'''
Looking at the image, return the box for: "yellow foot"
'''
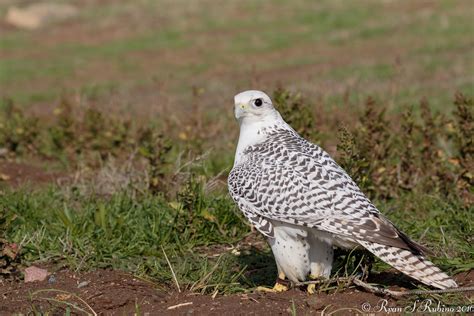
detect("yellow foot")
[256,271,288,293]
[307,274,320,295]
[273,282,289,292]
[256,282,289,293]
[307,283,316,294]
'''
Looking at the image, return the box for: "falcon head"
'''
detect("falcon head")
[234,90,275,122]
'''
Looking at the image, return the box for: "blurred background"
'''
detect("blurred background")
[1,0,472,113]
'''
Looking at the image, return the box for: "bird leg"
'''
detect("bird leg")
[307,274,322,294]
[256,271,290,293]
[359,252,374,281]
[273,271,290,292]
[350,250,374,281]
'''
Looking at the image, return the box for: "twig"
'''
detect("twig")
[35,297,91,315]
[190,255,224,292]
[167,302,193,310]
[294,276,474,298]
[418,227,430,243]
[161,245,181,293]
[352,278,474,297]
[352,278,399,296]
[31,289,97,316]
[293,276,354,287]
[74,254,89,272]
[440,226,447,246]
[245,295,260,303]
[174,151,211,175]
[192,282,240,291]
[85,292,104,301]
[324,307,364,316]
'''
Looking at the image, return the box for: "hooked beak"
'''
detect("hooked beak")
[234,103,247,120]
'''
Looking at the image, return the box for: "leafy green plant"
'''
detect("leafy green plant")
[0,98,39,155]
[0,238,21,279]
[452,93,473,204]
[78,106,132,161]
[337,95,473,202]
[38,98,77,163]
[397,106,418,191]
[336,126,372,194]
[273,88,320,142]
[0,204,22,279]
[137,125,172,194]
[337,97,393,199]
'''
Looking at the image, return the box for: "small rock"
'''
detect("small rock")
[0,148,8,157]
[306,297,325,310]
[56,293,72,301]
[231,248,241,256]
[24,266,49,283]
[5,3,78,30]
[77,280,90,288]
[48,274,56,284]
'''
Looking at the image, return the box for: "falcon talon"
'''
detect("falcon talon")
[229,90,458,290]
[275,277,291,287]
[307,284,317,295]
[307,274,323,294]
[255,283,289,293]
[273,282,289,292]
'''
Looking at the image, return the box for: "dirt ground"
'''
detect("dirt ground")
[1,268,472,315]
[0,161,67,188]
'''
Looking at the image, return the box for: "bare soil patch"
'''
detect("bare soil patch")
[0,161,66,188]
[1,268,472,315]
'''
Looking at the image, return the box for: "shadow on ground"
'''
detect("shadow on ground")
[237,246,277,288]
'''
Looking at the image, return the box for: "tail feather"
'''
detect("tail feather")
[358,240,457,289]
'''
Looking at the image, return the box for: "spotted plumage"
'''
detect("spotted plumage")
[228,90,457,290]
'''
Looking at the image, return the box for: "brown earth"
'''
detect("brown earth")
[1,268,472,315]
[0,161,67,188]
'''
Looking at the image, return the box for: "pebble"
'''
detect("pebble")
[77,280,90,288]
[48,275,56,284]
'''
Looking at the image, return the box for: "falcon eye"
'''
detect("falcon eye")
[254,98,263,107]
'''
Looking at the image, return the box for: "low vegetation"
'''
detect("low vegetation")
[0,90,472,303]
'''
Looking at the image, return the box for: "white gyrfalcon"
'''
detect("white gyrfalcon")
[228,90,457,293]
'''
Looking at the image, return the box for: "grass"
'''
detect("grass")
[376,194,473,273]
[28,289,98,315]
[1,180,471,297]
[1,180,471,293]
[1,182,251,294]
[1,1,472,106]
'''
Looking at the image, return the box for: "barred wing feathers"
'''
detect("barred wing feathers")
[229,155,425,254]
[228,128,457,289]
